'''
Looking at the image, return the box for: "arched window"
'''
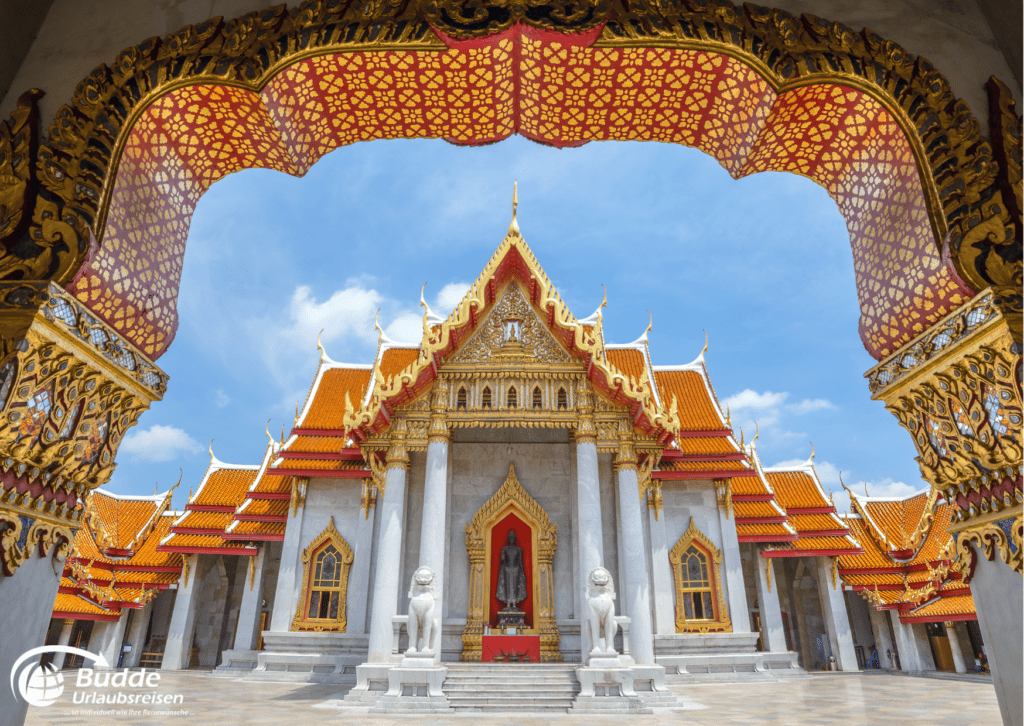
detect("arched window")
[669,518,730,633]
[292,518,353,632]
[457,387,467,410]
[533,386,542,409]
[557,388,567,410]
[507,386,517,409]
[482,387,492,409]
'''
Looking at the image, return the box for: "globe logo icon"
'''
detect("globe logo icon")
[19,662,64,708]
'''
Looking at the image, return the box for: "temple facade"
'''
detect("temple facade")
[44,213,985,710]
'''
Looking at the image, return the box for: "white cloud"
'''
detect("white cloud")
[724,388,836,449]
[788,398,835,414]
[214,390,230,408]
[121,425,202,463]
[855,478,923,500]
[386,312,426,345]
[435,282,471,316]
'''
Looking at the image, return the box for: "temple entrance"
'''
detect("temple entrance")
[462,464,560,662]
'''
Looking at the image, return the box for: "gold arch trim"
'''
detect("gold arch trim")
[669,517,732,634]
[291,516,354,633]
[461,464,560,661]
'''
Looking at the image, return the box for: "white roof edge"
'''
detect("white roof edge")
[91,489,166,502]
[852,490,932,503]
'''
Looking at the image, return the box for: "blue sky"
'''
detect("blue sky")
[105,136,927,509]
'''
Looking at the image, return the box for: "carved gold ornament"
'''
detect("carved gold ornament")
[0,512,72,577]
[669,518,732,634]
[952,515,1022,584]
[291,517,354,633]
[461,464,560,661]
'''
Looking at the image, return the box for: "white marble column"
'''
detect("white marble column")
[123,601,153,668]
[911,623,936,670]
[867,605,895,668]
[417,382,449,663]
[814,557,858,671]
[575,392,603,659]
[945,621,967,673]
[614,428,655,665]
[718,490,750,633]
[345,482,377,635]
[366,419,410,662]
[93,611,130,669]
[889,611,918,671]
[162,553,201,670]
[270,479,307,632]
[232,547,268,651]
[646,484,675,635]
[754,552,786,651]
[51,619,75,670]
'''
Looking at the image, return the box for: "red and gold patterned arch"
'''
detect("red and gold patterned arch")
[2,1,1017,362]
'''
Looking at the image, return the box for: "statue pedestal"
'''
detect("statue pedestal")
[573,664,652,714]
[373,654,451,712]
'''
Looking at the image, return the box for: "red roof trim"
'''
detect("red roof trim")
[185,504,236,513]
[111,564,182,574]
[169,527,225,536]
[786,507,837,515]
[234,515,287,523]
[653,470,757,480]
[247,492,291,500]
[102,547,133,558]
[900,612,977,624]
[265,468,370,479]
[732,494,775,502]
[52,610,120,622]
[796,529,852,538]
[763,548,865,558]
[839,567,904,576]
[738,534,799,543]
[222,532,286,542]
[156,545,257,556]
[660,451,745,462]
[278,451,365,461]
[736,516,788,525]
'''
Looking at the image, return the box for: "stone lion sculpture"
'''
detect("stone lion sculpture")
[406,565,440,654]
[586,566,618,654]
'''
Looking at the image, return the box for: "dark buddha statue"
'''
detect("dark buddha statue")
[495,529,527,608]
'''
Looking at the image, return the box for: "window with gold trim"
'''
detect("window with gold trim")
[669,517,731,633]
[292,517,353,632]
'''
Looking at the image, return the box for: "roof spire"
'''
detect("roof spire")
[265,419,273,446]
[280,425,285,445]
[700,329,709,359]
[752,422,759,448]
[725,404,731,428]
[808,441,815,462]
[508,181,520,236]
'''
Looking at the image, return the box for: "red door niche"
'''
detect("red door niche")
[489,512,534,630]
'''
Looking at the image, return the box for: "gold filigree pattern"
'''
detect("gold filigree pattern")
[952,515,1022,584]
[461,464,560,661]
[0,513,72,577]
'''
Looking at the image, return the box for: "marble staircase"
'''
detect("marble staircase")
[442,663,580,712]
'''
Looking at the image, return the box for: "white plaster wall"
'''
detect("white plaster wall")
[292,477,365,629]
[1,0,1016,132]
[446,428,579,636]
[661,480,724,561]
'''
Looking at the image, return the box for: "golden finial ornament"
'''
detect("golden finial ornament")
[809,442,815,461]
[280,425,285,445]
[171,469,181,493]
[701,329,709,357]
[208,439,215,462]
[294,403,300,425]
[265,419,273,445]
[316,329,326,362]
[752,422,760,448]
[739,428,745,449]
[725,404,731,428]
[508,181,520,235]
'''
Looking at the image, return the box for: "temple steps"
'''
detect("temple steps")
[443,663,580,712]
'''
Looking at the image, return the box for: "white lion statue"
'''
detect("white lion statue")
[406,566,440,654]
[586,566,619,654]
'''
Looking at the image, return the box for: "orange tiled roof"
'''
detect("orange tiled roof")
[380,347,420,379]
[838,517,896,570]
[736,521,796,539]
[674,437,738,455]
[228,521,287,537]
[906,595,976,620]
[764,469,832,511]
[235,499,288,518]
[607,348,646,382]
[856,491,931,553]
[191,466,259,507]
[300,367,373,430]
[659,459,749,473]
[87,491,163,551]
[734,500,782,519]
[53,592,120,620]
[653,369,726,431]
[271,458,367,473]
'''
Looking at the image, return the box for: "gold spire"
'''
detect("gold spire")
[809,441,815,461]
[316,329,326,363]
[508,181,520,235]
[701,329,709,357]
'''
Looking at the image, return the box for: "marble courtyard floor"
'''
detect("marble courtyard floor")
[26,670,998,726]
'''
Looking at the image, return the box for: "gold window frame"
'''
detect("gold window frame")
[669,517,732,633]
[291,517,353,633]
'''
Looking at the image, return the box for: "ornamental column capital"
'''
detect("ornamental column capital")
[428,377,450,444]
[575,377,597,443]
[614,418,638,472]
[386,417,410,469]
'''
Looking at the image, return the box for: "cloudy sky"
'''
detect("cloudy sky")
[106,136,927,509]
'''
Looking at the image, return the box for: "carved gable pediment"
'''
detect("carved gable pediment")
[449,284,575,367]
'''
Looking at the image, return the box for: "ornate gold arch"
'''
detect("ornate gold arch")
[462,464,560,661]
[291,516,354,633]
[669,517,732,634]
[0,0,1018,361]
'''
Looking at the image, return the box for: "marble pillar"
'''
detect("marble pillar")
[890,611,919,671]
[968,548,1023,726]
[92,611,130,669]
[815,557,858,671]
[346,484,377,635]
[945,621,967,673]
[51,619,75,670]
[754,553,786,652]
[418,386,449,664]
[163,553,201,670]
[790,562,813,670]
[269,481,306,632]
[366,421,410,663]
[867,605,895,669]
[911,624,936,670]
[576,436,603,658]
[718,501,750,633]
[123,601,154,668]
[646,487,675,635]
[233,546,268,651]
[614,438,655,665]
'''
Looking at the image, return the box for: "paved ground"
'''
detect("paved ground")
[26,670,1000,726]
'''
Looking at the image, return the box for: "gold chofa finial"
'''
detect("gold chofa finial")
[809,442,815,461]
[508,181,520,235]
[701,329,709,357]
[209,439,215,462]
[280,425,285,445]
[266,419,273,445]
[725,404,731,428]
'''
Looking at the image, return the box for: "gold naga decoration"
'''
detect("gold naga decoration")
[0,0,1015,297]
[669,517,731,634]
[866,286,1022,581]
[462,464,560,662]
[291,516,354,633]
